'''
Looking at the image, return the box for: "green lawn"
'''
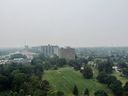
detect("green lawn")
[43,67,113,96]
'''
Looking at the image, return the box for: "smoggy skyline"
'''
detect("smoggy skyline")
[0,0,128,48]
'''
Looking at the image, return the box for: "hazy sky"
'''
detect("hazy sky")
[0,0,128,48]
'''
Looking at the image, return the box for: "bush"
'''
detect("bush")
[56,91,64,96]
[82,66,93,79]
[94,90,108,96]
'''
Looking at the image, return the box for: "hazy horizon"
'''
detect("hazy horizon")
[0,0,128,48]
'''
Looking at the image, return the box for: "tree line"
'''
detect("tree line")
[0,62,50,96]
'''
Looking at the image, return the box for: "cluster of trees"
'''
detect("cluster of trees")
[94,90,108,96]
[0,62,50,96]
[122,68,128,77]
[97,72,128,96]
[0,52,127,96]
[72,85,108,96]
[68,58,88,70]
[31,54,67,70]
[80,66,93,79]
[95,58,128,96]
[97,59,113,74]
[68,57,94,79]
[72,82,128,96]
[31,54,90,73]
[117,61,128,77]
[10,54,27,59]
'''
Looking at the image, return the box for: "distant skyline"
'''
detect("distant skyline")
[0,0,128,48]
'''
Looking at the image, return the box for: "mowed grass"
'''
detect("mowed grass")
[43,67,113,96]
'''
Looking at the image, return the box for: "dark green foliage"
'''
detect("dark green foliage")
[97,71,123,96]
[122,68,128,77]
[53,66,58,70]
[31,54,67,70]
[97,60,113,74]
[0,62,49,96]
[96,72,108,84]
[97,72,117,85]
[123,82,128,96]
[56,91,64,96]
[117,61,128,69]
[109,80,123,96]
[12,72,27,91]
[82,66,93,79]
[84,88,89,96]
[33,64,44,79]
[73,85,79,96]
[40,80,50,92]
[19,89,25,96]
[94,90,108,96]
[10,54,27,59]
[105,75,117,86]
[0,74,11,91]
[124,82,128,91]
[69,58,88,71]
[58,58,67,67]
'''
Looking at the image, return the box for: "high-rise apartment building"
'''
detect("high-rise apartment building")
[40,45,59,57]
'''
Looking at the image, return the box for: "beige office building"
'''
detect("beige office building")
[59,47,75,60]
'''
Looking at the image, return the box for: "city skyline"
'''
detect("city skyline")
[0,0,128,48]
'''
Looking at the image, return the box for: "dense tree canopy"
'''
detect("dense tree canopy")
[82,66,93,79]
[109,80,123,96]
[10,54,27,59]
[94,90,108,96]
[0,62,49,96]
[122,68,128,77]
[123,82,128,96]
[97,60,113,74]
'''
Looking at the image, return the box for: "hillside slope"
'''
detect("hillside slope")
[43,67,113,96]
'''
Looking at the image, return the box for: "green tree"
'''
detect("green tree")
[19,89,25,96]
[123,82,128,96]
[12,73,27,91]
[122,68,128,77]
[94,90,108,96]
[97,60,113,74]
[56,91,64,96]
[109,80,123,96]
[39,80,50,96]
[73,85,79,96]
[10,54,27,59]
[118,61,128,69]
[58,58,67,67]
[96,72,108,84]
[106,75,117,85]
[0,74,10,91]
[84,88,89,96]
[82,66,93,79]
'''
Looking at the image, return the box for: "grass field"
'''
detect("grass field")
[43,67,113,96]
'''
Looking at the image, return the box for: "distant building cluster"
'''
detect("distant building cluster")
[32,45,76,60]
[0,45,76,65]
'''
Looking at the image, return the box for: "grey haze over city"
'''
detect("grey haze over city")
[0,0,128,48]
